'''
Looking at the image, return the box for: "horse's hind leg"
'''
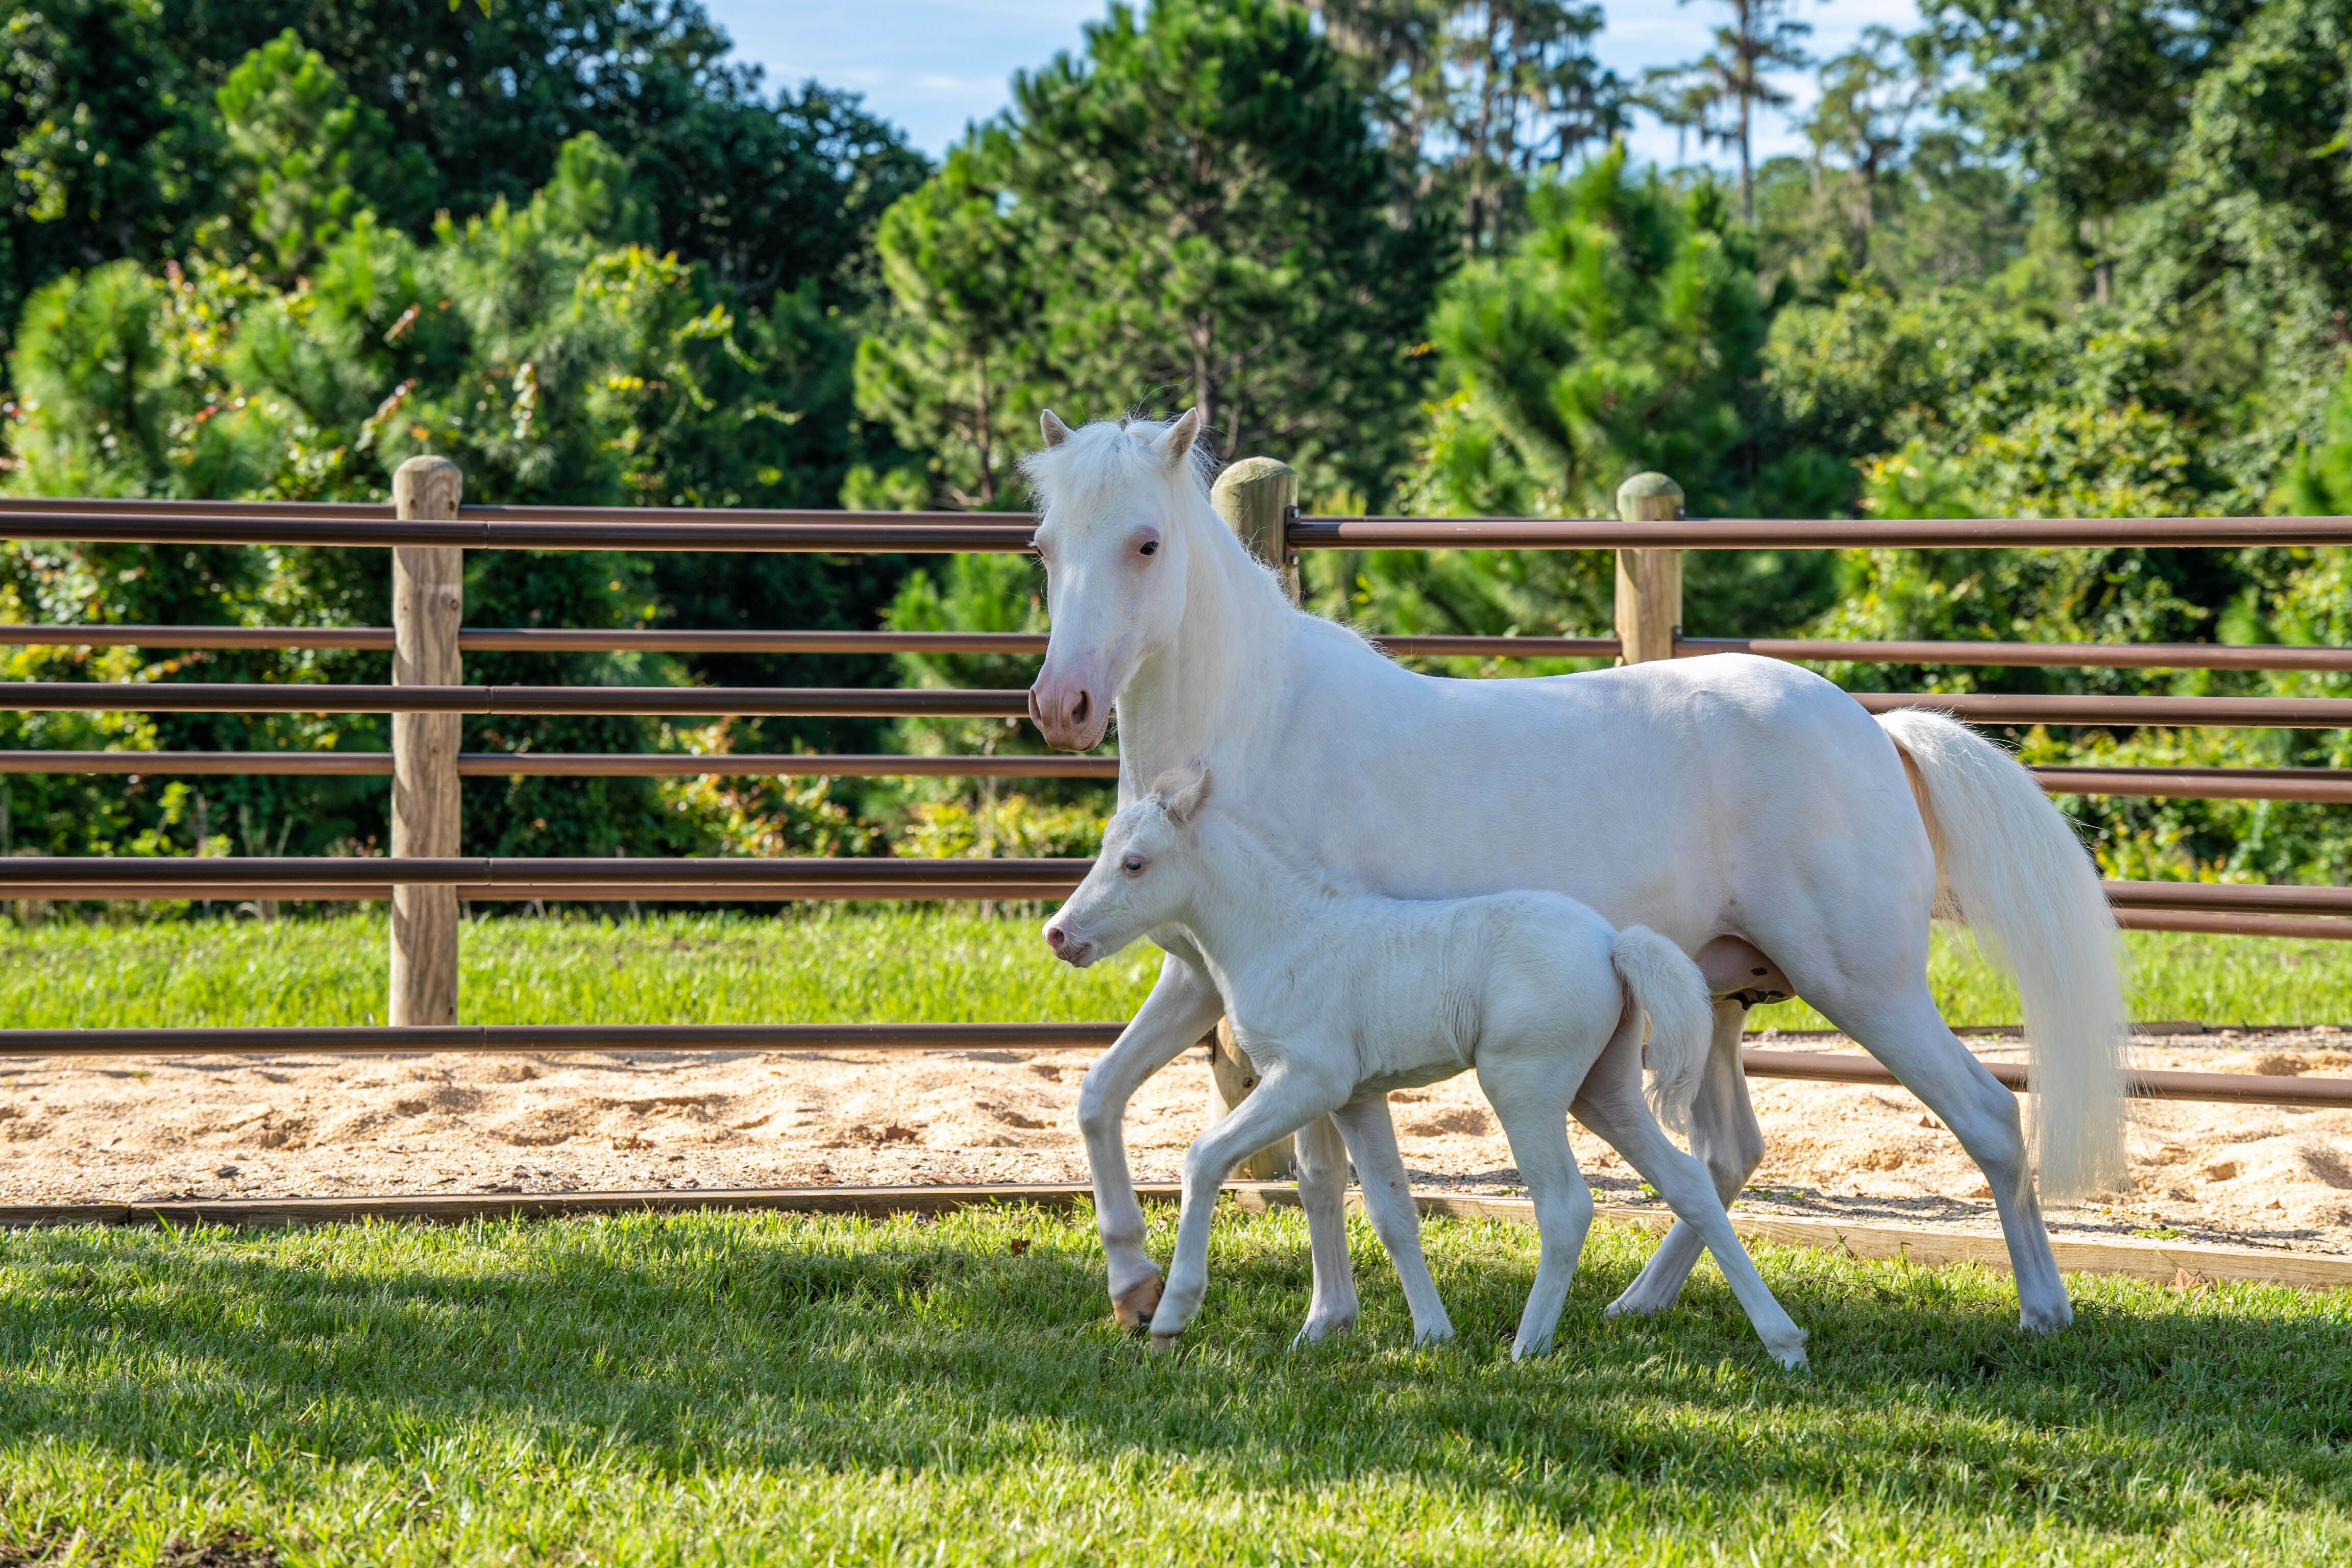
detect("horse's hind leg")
[1818,978,2071,1332]
[1475,1056,1594,1360]
[1330,1096,1454,1344]
[1606,998,1762,1319]
[1291,1113,1360,1343]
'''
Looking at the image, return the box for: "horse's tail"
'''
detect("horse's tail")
[1876,708,2129,1199]
[1609,925,1712,1136]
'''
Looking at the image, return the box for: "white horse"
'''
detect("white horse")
[1043,764,1811,1367]
[1025,408,2128,1338]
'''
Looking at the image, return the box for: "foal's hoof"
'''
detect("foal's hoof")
[1771,1345,1810,1371]
[1147,1332,1184,1356]
[1112,1273,1165,1332]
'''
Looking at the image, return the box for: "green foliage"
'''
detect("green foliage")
[877,551,1109,855]
[211,28,429,282]
[851,137,1049,511]
[1408,146,1765,520]
[1330,145,1834,640]
[856,0,1448,511]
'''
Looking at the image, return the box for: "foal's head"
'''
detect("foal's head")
[1042,763,1214,968]
[1023,409,1212,751]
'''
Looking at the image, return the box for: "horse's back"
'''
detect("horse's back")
[1264,634,1930,946]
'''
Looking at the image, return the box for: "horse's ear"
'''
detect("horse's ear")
[1040,409,1073,448]
[1155,760,1212,825]
[1155,407,1203,473]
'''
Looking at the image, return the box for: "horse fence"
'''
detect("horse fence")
[4,459,2351,1199]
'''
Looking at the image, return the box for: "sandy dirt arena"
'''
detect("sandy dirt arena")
[4,1031,2350,1254]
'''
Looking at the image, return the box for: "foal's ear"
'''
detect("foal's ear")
[1040,409,1073,448]
[1154,760,1212,825]
[1155,407,1204,473]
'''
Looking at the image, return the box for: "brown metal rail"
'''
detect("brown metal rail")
[1850,692,2352,728]
[1290,515,2352,548]
[0,625,1057,655]
[7,751,2337,800]
[2032,767,2352,803]
[13,625,2352,674]
[0,509,1036,553]
[2112,910,2352,940]
[0,751,1120,777]
[11,682,2348,728]
[0,1022,1126,1056]
[0,1020,2339,1110]
[1741,1049,2352,1109]
[0,856,1084,893]
[0,683,1030,717]
[1681,636,2352,673]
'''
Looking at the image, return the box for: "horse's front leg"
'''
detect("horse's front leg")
[1291,1112,1361,1343]
[1077,951,1225,1328]
[1152,1064,1345,1347]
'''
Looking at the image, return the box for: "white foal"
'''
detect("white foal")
[1042,764,1810,1368]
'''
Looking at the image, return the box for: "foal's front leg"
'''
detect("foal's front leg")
[1077,953,1225,1328]
[1149,1065,1345,1346]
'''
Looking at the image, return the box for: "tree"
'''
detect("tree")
[850,134,1051,511]
[212,29,433,282]
[1926,0,2256,304]
[1327,146,1836,642]
[0,1,927,354]
[1642,0,1814,223]
[856,0,1448,509]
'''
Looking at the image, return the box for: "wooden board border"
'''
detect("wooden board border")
[4,1182,2346,1290]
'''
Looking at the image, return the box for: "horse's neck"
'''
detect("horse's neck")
[1178,815,1345,1002]
[1115,508,1295,789]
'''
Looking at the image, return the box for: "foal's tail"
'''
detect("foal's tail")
[1877,709,2130,1199]
[1609,926,1713,1136]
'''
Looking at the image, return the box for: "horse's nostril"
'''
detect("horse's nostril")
[1070,691,1090,728]
[1046,926,1067,951]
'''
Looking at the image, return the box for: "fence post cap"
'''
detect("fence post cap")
[1616,472,1683,519]
[1213,455,1297,493]
[394,454,462,479]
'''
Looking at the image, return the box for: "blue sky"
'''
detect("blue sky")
[706,1,1927,169]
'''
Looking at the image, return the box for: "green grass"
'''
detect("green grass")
[2,1205,2348,1564]
[0,909,2348,1030]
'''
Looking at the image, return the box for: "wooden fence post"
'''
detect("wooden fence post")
[389,456,464,1027]
[1206,455,1300,1181]
[1614,473,1684,664]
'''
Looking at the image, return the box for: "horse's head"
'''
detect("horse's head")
[1023,408,1209,752]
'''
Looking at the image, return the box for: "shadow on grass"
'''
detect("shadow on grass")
[2,1204,2350,1538]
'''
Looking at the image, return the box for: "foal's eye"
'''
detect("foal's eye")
[1138,540,1158,557]
[1120,854,1146,873]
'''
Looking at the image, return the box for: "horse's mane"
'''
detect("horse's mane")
[1019,414,1218,516]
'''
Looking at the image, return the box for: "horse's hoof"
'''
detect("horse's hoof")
[1604,1289,1671,1321]
[1293,1310,1357,1346]
[1147,1332,1183,1356]
[1112,1273,1165,1332]
[1772,1346,1810,1371]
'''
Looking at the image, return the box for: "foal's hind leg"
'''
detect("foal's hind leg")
[1474,1057,1594,1360]
[1291,1114,1361,1343]
[1573,1025,1807,1368]
[1330,1096,1454,1344]
[1606,998,1763,1320]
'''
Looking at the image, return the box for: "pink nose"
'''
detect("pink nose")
[1045,924,1069,954]
[1028,675,1099,750]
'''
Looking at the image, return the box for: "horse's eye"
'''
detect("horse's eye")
[1121,854,1146,873]
[1138,539,1158,556]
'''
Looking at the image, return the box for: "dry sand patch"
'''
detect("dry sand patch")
[3,1031,2348,1255]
